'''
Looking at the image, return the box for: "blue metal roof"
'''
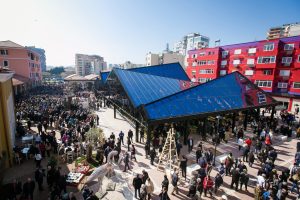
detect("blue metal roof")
[128,63,190,81]
[143,72,277,123]
[112,68,196,108]
[100,71,110,83]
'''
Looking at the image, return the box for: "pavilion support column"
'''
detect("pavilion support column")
[270,106,275,122]
[114,104,116,118]
[256,108,260,121]
[184,121,189,145]
[203,118,207,141]
[146,125,152,144]
[231,113,236,134]
[243,111,248,130]
[135,120,139,143]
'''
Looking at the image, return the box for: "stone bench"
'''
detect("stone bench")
[275,135,288,141]
[187,163,201,177]
[215,154,228,164]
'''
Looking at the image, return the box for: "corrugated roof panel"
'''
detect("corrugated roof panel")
[143,72,277,122]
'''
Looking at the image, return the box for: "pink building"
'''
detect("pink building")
[0,40,42,93]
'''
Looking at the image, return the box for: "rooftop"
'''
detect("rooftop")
[0,40,24,48]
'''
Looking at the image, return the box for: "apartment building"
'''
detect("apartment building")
[174,33,210,55]
[75,54,107,76]
[0,41,42,92]
[186,36,300,112]
[267,22,300,39]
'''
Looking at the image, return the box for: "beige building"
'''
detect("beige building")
[267,22,300,39]
[145,52,185,68]
[75,54,107,76]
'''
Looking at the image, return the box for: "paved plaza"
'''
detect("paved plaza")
[5,105,299,200]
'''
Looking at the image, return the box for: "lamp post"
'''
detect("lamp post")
[213,115,222,166]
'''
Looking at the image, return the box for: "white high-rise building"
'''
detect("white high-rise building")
[75,54,107,76]
[173,33,210,55]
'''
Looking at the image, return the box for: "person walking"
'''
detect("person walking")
[128,129,133,143]
[161,175,169,191]
[150,148,156,165]
[239,169,249,191]
[203,176,214,197]
[123,152,130,172]
[214,173,223,194]
[230,168,240,191]
[119,131,124,145]
[131,144,137,161]
[225,153,234,176]
[23,178,35,200]
[180,155,187,180]
[248,151,255,167]
[145,178,154,200]
[171,170,179,195]
[159,187,170,200]
[133,174,142,199]
[187,137,194,153]
[34,167,44,191]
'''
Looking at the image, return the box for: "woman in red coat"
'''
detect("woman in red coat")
[203,176,214,197]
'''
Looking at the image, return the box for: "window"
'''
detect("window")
[263,70,273,75]
[263,43,274,51]
[282,57,292,64]
[192,54,197,58]
[198,78,212,83]
[284,43,294,51]
[247,59,255,65]
[257,92,267,103]
[0,49,8,55]
[220,70,227,76]
[293,82,300,89]
[3,60,8,67]
[222,51,228,58]
[192,62,197,67]
[198,60,207,65]
[257,56,276,64]
[279,70,290,76]
[207,60,215,65]
[255,80,272,88]
[245,70,254,76]
[278,82,288,88]
[233,59,240,65]
[234,49,241,54]
[221,60,227,66]
[192,70,196,75]
[248,48,256,54]
[199,52,205,56]
[199,69,214,74]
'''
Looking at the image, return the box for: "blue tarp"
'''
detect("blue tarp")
[143,72,276,122]
[112,68,195,108]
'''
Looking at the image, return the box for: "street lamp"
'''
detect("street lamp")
[213,115,222,166]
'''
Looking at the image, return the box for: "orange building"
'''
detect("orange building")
[0,40,42,93]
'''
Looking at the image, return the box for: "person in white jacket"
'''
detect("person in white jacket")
[145,178,154,200]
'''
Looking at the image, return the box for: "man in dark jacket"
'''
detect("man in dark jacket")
[133,174,142,199]
[8,179,22,200]
[230,168,240,191]
[180,156,188,180]
[187,137,194,153]
[142,170,149,184]
[34,167,44,191]
[161,175,169,191]
[239,169,249,191]
[23,178,35,200]
[123,152,130,172]
[214,173,223,194]
[150,148,156,165]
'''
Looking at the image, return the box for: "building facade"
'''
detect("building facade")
[0,41,42,89]
[75,54,107,76]
[173,33,210,56]
[26,46,46,72]
[186,36,300,111]
[267,22,300,40]
[145,52,185,68]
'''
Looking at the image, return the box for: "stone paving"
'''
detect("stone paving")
[3,106,299,200]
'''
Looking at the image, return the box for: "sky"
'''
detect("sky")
[1,0,300,66]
